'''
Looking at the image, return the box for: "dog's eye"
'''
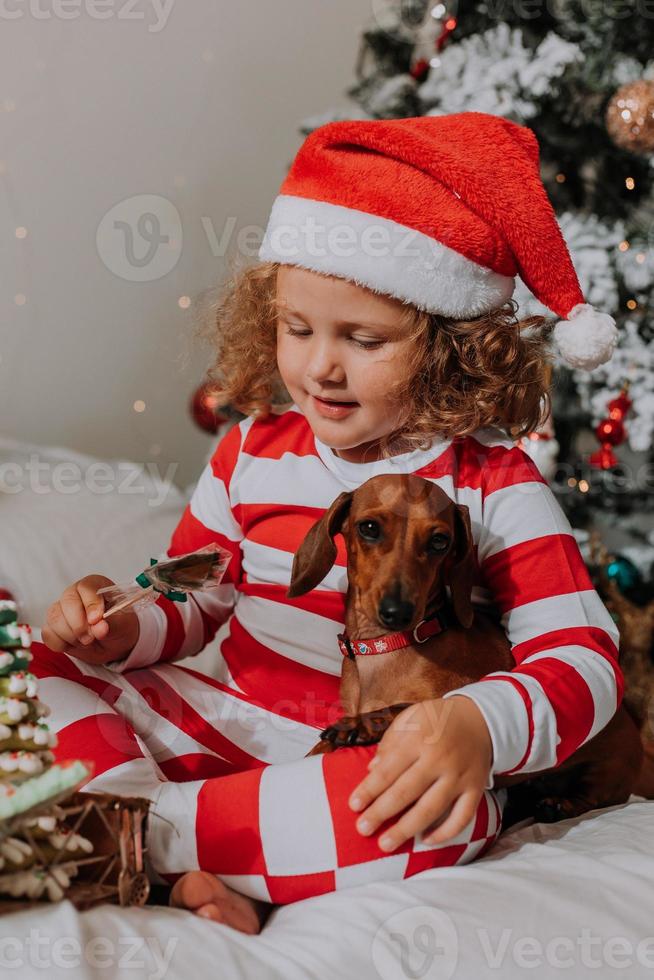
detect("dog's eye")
[428,533,450,553]
[358,520,381,541]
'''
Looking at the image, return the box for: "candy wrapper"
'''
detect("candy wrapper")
[98,544,231,620]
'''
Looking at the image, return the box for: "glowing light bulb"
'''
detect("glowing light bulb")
[133,400,146,413]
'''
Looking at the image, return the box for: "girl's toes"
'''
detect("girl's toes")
[196,901,260,935]
[170,870,221,911]
[195,902,222,922]
[170,871,265,934]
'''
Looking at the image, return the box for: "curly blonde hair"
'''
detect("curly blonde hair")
[198,258,554,459]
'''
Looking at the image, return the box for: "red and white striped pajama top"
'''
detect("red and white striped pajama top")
[31,402,623,904]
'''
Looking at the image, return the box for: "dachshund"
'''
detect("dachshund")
[286,473,643,826]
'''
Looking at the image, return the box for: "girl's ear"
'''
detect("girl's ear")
[444,504,475,629]
[286,491,353,598]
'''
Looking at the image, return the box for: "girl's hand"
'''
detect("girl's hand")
[42,574,139,665]
[348,696,493,853]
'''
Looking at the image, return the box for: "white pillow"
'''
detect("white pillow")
[0,436,188,630]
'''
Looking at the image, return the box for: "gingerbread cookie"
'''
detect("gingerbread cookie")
[0,835,34,872]
[0,749,55,783]
[0,862,78,901]
[20,806,65,839]
[0,696,47,726]
[0,721,57,753]
[0,671,39,700]
[35,829,94,864]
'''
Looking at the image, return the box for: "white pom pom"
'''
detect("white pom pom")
[552,303,618,370]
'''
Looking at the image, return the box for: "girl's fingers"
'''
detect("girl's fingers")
[41,624,68,653]
[45,602,78,648]
[59,588,93,644]
[423,790,478,845]
[349,743,412,812]
[353,759,433,837]
[374,779,458,853]
[76,579,106,626]
[89,618,110,641]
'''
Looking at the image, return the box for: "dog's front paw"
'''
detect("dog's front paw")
[319,714,369,748]
[319,706,410,748]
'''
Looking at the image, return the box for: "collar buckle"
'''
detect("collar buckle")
[412,621,431,644]
[412,610,445,644]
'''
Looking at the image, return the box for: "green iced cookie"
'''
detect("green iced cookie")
[0,602,17,627]
[0,649,31,677]
[0,623,31,650]
[0,759,91,822]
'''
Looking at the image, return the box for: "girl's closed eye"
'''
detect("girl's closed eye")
[284,325,384,351]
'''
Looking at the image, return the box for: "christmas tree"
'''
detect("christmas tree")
[297,0,654,609]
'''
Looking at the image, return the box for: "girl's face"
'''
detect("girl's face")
[275,265,415,463]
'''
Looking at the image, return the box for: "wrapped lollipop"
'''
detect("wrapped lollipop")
[99,543,231,620]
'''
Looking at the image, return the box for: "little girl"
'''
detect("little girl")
[35,113,622,935]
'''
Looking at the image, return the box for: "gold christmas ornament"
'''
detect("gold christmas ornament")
[605,80,654,155]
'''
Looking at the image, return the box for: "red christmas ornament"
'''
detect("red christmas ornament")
[409,58,430,82]
[190,381,228,435]
[589,383,632,469]
[409,10,457,82]
[436,15,458,52]
[0,589,15,603]
[608,390,632,420]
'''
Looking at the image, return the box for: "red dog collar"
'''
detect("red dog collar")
[337,606,455,659]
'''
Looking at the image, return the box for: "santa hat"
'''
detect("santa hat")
[259,112,617,371]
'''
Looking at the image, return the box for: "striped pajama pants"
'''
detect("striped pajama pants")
[30,640,506,905]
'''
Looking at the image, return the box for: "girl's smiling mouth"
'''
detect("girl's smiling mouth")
[312,395,359,417]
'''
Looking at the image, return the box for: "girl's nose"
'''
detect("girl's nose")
[306,342,345,384]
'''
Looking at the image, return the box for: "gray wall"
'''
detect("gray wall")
[1,1,372,487]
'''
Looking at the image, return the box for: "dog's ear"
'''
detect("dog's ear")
[286,490,353,598]
[444,504,475,629]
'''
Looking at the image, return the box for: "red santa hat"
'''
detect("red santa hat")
[259,112,618,371]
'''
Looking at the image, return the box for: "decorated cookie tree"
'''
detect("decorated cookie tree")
[0,598,56,782]
[0,598,95,904]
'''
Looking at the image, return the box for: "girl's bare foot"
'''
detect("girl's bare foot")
[169,870,271,934]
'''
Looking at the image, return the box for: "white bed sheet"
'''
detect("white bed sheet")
[1,797,652,980]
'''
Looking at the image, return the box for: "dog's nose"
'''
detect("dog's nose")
[378,595,415,629]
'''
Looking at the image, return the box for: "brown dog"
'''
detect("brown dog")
[286,473,643,825]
